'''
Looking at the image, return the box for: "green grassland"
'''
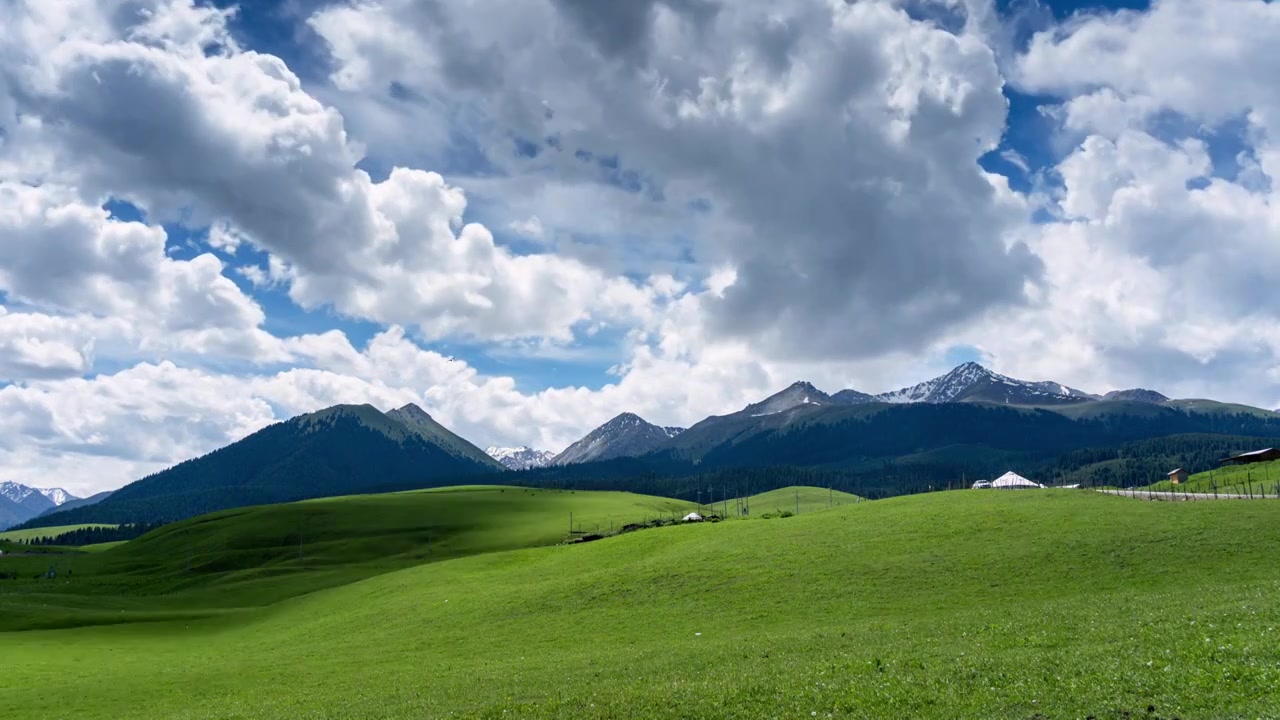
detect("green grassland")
[731,485,862,516]
[0,486,694,631]
[4,489,1280,718]
[1147,458,1280,495]
[0,540,82,555]
[0,523,117,542]
[77,541,127,553]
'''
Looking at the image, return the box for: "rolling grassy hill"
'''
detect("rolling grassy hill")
[733,486,863,516]
[0,486,696,631]
[0,523,117,542]
[4,490,1280,718]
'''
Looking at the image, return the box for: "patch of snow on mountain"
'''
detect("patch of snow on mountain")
[485,446,555,471]
[743,381,833,416]
[551,412,684,466]
[0,481,41,505]
[36,487,78,506]
[876,362,1095,405]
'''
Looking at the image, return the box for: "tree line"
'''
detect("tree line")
[13,522,163,547]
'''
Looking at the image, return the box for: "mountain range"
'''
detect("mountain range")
[19,362,1280,530]
[486,446,556,470]
[0,482,81,530]
[544,362,1221,466]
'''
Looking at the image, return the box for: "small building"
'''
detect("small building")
[1167,468,1189,485]
[682,512,703,523]
[1220,448,1280,465]
[991,471,1044,489]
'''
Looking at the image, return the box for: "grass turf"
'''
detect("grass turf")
[0,523,117,542]
[4,489,1280,718]
[726,485,863,517]
[0,486,694,631]
[77,541,128,553]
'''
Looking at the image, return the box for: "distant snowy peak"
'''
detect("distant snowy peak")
[551,412,685,466]
[876,362,1096,406]
[741,363,1102,414]
[36,487,78,506]
[0,481,59,529]
[0,481,44,505]
[485,446,555,471]
[877,361,992,404]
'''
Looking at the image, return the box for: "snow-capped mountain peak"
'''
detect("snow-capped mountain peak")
[876,362,1095,406]
[878,361,993,404]
[0,481,64,529]
[0,481,43,505]
[484,446,555,471]
[36,487,78,506]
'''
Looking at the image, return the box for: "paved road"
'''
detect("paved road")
[1097,489,1277,501]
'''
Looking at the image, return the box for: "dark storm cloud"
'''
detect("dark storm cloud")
[551,0,721,59]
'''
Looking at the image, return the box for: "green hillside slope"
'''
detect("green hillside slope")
[0,486,694,630]
[4,491,1280,718]
[732,485,862,516]
[1148,457,1280,494]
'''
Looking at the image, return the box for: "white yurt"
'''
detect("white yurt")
[990,471,1044,489]
[682,512,703,522]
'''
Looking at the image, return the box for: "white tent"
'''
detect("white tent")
[682,512,703,522]
[971,479,993,489]
[991,471,1044,489]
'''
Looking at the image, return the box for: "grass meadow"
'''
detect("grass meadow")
[3,488,1280,718]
